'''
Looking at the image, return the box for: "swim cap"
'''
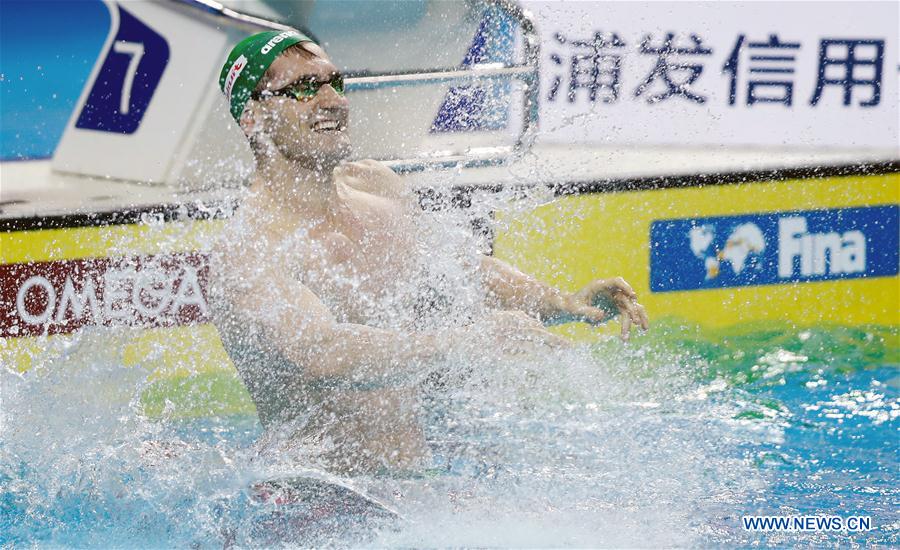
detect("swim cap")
[219,30,314,121]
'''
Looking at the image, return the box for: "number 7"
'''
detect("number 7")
[113,40,145,115]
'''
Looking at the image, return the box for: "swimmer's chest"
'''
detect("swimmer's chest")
[289,198,419,311]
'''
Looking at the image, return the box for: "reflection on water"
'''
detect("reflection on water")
[1,323,896,547]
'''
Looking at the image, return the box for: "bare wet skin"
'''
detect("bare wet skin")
[274,179,421,327]
[215,166,434,476]
[210,40,647,478]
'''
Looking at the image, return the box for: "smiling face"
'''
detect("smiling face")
[243,43,351,170]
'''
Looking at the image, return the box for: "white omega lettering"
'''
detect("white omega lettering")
[170,266,208,316]
[103,267,135,321]
[55,276,100,324]
[132,267,173,317]
[16,276,57,325]
[778,216,867,278]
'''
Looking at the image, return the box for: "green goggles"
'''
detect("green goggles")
[252,75,345,102]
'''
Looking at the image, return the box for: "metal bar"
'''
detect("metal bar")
[384,146,517,174]
[346,65,535,87]
[493,0,542,153]
[168,0,296,32]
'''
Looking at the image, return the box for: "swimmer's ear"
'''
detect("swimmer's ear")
[239,103,261,136]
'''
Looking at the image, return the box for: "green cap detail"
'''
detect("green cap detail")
[219,30,314,121]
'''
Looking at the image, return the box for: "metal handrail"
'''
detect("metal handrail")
[169,0,296,33]
[344,64,536,90]
[169,0,541,173]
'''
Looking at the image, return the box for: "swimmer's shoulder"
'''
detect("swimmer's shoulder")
[212,196,296,282]
[335,159,412,201]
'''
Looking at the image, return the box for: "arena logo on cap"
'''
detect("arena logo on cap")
[223,55,247,100]
[650,205,899,292]
[261,31,298,55]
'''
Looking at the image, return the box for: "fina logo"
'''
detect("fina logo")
[649,205,897,293]
[778,216,865,277]
[688,216,865,281]
[690,222,765,280]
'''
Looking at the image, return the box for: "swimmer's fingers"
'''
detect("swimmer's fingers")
[620,311,632,341]
[635,301,650,331]
[574,279,639,324]
[615,296,649,340]
[621,297,649,332]
[609,276,638,300]
[582,277,637,301]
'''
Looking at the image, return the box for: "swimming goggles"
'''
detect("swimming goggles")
[252,75,345,102]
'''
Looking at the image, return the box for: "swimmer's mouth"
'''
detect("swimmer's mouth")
[312,119,345,132]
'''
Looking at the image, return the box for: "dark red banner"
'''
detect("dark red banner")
[0,253,211,338]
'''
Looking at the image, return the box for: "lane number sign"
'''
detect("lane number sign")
[75,5,169,134]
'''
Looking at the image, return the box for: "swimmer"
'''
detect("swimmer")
[209,31,649,477]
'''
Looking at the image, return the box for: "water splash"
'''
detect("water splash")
[5,328,899,546]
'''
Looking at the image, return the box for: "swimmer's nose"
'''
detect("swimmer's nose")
[316,82,348,107]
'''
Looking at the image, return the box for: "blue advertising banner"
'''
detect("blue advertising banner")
[650,205,899,292]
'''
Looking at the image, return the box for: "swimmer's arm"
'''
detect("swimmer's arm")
[227,263,447,385]
[479,255,570,321]
[335,159,412,201]
[309,322,449,383]
[479,256,650,338]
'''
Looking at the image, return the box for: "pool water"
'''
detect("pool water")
[1,321,897,547]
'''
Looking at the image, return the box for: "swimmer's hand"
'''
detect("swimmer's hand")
[456,310,572,354]
[557,277,649,341]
